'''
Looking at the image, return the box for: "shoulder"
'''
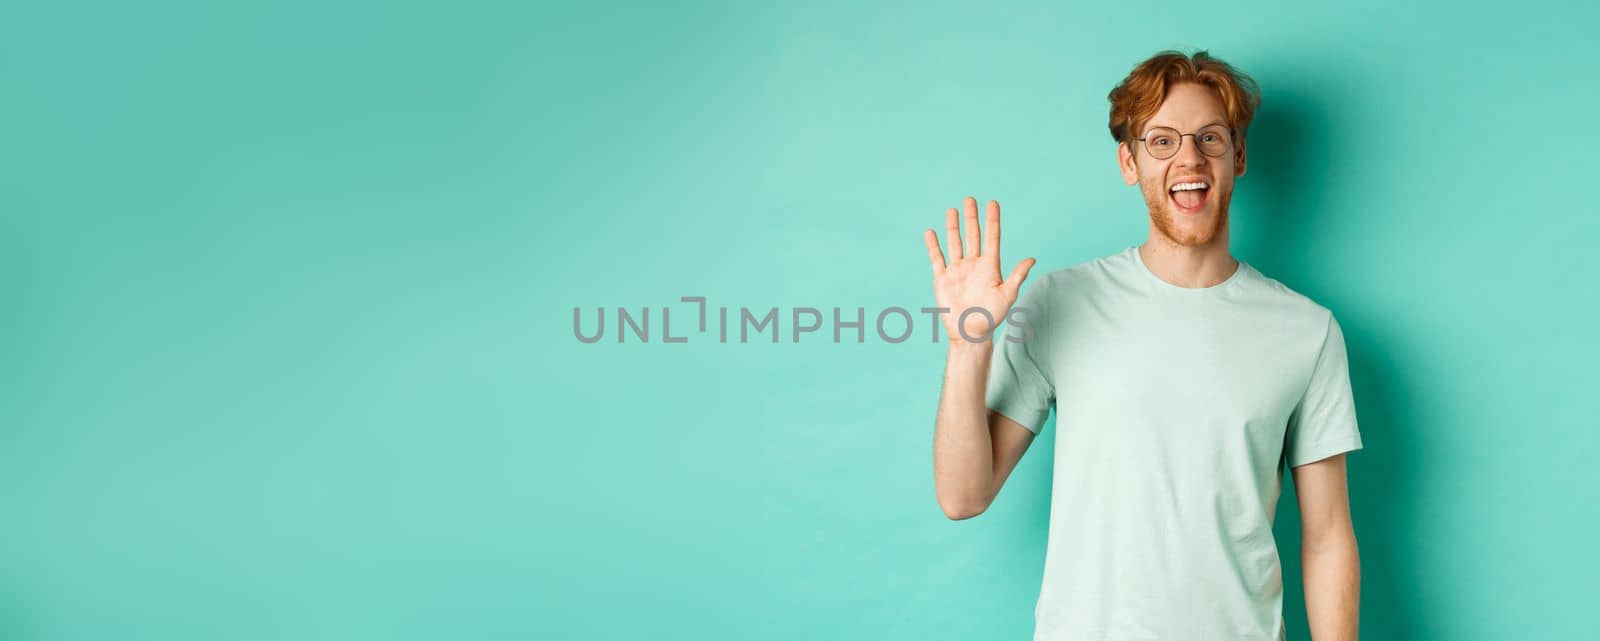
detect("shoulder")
[1017,249,1129,301]
[1241,263,1340,335]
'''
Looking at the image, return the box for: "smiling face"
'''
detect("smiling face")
[1117,82,1247,248]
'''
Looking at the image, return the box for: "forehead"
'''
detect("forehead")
[1143,82,1227,130]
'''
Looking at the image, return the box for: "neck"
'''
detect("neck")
[1138,233,1239,289]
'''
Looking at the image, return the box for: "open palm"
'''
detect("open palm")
[923,197,1036,343]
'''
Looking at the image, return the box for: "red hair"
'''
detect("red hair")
[1108,50,1261,148]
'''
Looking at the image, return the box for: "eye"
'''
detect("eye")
[1152,136,1174,146]
[1200,133,1220,143]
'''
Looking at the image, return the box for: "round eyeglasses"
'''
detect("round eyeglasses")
[1136,125,1234,160]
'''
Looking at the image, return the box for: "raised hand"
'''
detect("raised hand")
[923,196,1037,344]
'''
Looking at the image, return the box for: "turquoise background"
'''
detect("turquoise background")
[3,1,1595,639]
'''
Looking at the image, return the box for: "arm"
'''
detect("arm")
[922,197,1036,520]
[932,339,1036,519]
[1293,453,1360,640]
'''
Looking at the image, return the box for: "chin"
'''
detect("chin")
[1150,203,1228,247]
[1142,183,1231,247]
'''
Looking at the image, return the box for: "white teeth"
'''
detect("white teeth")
[1169,181,1209,192]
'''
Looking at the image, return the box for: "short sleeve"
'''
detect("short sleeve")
[1284,313,1364,467]
[984,289,1055,434]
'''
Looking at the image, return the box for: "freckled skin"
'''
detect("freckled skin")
[1118,82,1248,249]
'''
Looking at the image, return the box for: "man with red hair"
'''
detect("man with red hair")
[927,50,1362,640]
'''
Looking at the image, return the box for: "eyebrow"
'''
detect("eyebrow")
[1146,119,1228,131]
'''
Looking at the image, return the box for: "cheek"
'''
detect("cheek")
[1139,165,1167,190]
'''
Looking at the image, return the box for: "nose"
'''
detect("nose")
[1174,134,1207,166]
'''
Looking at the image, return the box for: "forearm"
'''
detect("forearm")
[932,341,994,518]
[1302,533,1360,641]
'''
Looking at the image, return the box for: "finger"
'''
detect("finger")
[923,229,947,274]
[945,207,961,261]
[1003,258,1037,299]
[983,199,1001,265]
[963,196,980,258]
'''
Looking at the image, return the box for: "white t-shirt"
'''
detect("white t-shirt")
[986,245,1363,641]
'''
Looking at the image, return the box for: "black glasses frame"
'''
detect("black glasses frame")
[1135,125,1236,160]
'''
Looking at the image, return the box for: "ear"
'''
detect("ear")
[1118,141,1139,185]
[1234,138,1248,177]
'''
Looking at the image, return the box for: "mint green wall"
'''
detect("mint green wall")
[3,1,1594,640]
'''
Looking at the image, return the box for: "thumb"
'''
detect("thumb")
[1003,258,1036,299]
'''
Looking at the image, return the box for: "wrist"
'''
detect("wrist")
[946,337,995,360]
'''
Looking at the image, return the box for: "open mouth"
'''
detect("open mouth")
[1168,180,1210,214]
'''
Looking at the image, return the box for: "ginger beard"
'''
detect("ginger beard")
[1136,167,1233,247]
